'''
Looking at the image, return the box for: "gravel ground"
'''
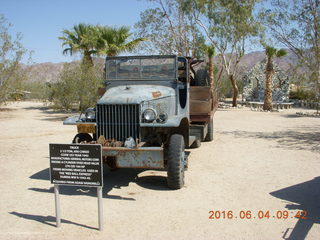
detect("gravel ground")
[0,101,319,240]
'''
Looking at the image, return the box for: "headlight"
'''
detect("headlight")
[157,112,168,123]
[143,108,156,123]
[85,108,96,120]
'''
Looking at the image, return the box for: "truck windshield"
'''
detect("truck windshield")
[106,57,176,80]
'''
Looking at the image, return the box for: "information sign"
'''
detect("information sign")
[49,144,103,187]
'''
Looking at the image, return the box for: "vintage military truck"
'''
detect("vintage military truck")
[64,55,217,189]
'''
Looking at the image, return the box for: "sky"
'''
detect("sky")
[1,0,154,64]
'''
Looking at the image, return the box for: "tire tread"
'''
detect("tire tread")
[167,134,185,189]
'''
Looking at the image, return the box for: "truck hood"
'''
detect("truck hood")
[97,85,176,104]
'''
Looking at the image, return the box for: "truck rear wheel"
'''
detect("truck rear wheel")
[205,118,214,141]
[166,134,185,189]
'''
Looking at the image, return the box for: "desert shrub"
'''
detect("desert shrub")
[0,15,29,105]
[289,88,316,101]
[20,82,48,100]
[48,62,104,111]
[215,75,231,98]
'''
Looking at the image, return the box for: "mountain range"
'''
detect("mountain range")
[25,50,298,83]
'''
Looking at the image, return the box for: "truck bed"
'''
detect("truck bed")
[189,86,218,122]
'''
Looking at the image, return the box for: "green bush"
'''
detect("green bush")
[47,62,104,111]
[21,82,48,100]
[0,15,29,105]
[289,89,316,100]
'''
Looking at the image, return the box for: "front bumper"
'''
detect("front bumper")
[64,115,164,169]
[102,146,164,169]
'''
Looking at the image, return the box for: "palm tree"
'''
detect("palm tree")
[206,45,215,89]
[96,26,145,56]
[59,25,145,64]
[59,23,98,66]
[263,46,287,111]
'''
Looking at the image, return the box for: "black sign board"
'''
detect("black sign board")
[49,144,103,187]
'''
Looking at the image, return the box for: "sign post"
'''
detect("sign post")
[54,185,61,227]
[49,144,103,231]
[97,186,103,231]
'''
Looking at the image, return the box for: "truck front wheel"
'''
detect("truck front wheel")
[72,133,93,143]
[166,134,185,189]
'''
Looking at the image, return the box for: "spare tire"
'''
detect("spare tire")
[194,69,209,86]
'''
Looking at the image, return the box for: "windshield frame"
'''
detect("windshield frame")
[105,55,177,81]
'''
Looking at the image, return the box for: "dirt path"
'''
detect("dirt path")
[0,101,319,240]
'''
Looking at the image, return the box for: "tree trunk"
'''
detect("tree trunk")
[229,74,238,107]
[82,51,94,67]
[263,57,274,111]
[316,60,320,113]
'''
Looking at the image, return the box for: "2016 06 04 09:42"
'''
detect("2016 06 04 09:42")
[208,210,308,220]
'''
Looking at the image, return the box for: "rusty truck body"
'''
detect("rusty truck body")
[64,55,217,189]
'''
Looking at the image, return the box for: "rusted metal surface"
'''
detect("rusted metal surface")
[190,86,212,100]
[91,136,163,169]
[96,135,123,147]
[189,85,218,119]
[77,123,96,133]
[152,91,162,98]
[190,114,211,123]
[190,99,212,115]
[101,146,164,168]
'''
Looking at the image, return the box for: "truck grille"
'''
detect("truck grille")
[96,104,140,141]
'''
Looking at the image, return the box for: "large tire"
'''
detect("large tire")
[205,118,214,141]
[72,133,93,143]
[194,69,209,86]
[166,134,185,189]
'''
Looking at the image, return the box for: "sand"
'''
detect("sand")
[0,101,319,240]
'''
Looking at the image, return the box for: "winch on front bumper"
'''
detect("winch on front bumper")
[63,115,165,169]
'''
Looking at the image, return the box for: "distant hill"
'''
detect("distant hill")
[238,50,297,73]
[25,51,298,83]
[25,62,65,83]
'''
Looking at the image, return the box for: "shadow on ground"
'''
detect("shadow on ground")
[0,107,16,112]
[12,169,169,230]
[9,212,98,230]
[281,114,305,118]
[29,167,171,201]
[23,105,75,114]
[135,175,169,190]
[270,177,320,240]
[218,126,320,152]
[23,105,77,122]
[282,113,320,119]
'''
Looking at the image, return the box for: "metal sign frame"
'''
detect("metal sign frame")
[49,143,104,231]
[49,144,103,187]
